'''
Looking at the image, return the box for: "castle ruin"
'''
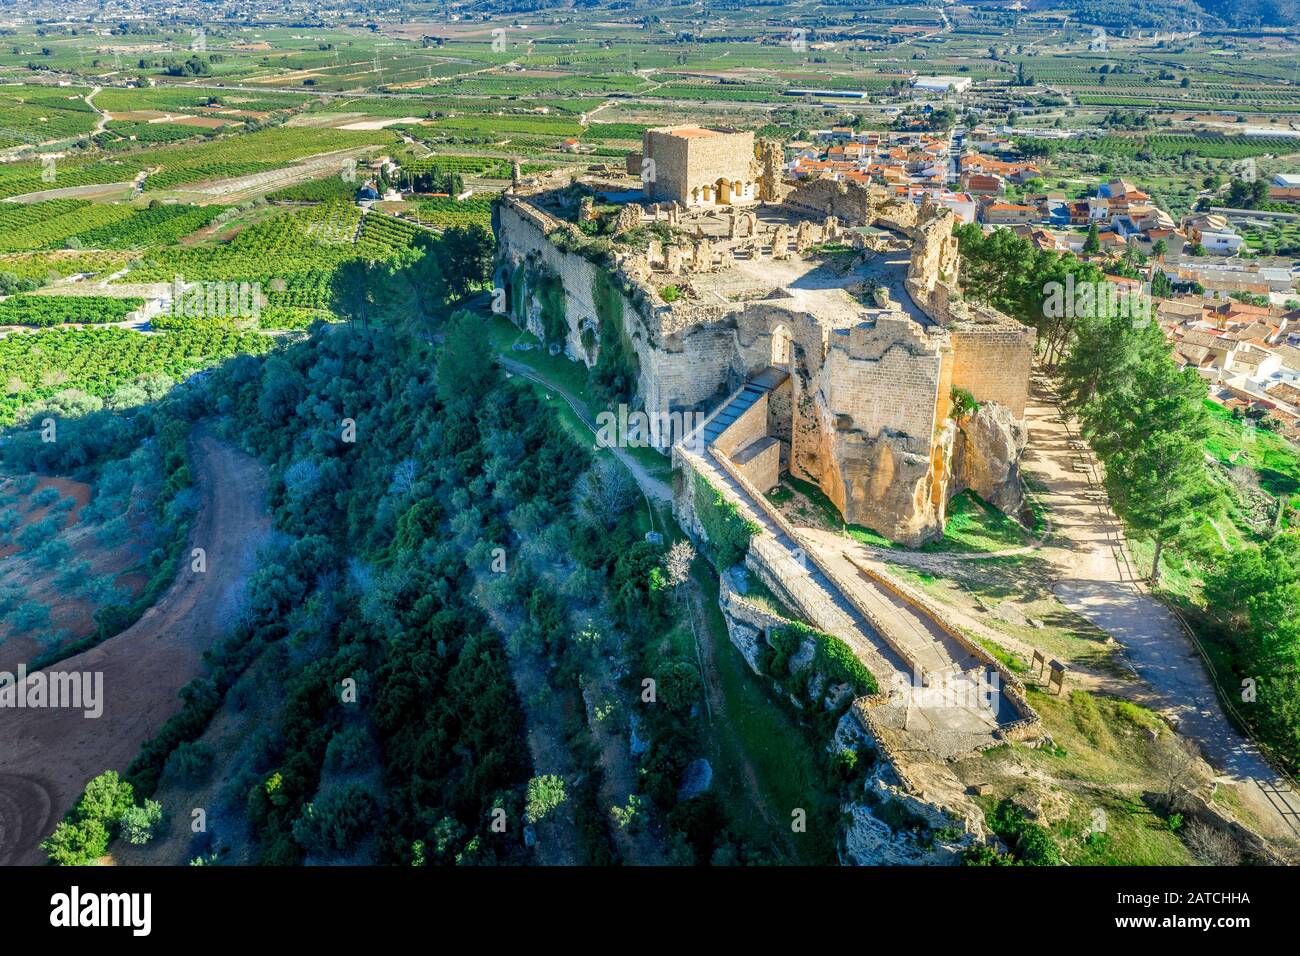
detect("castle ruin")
[494,143,1035,546]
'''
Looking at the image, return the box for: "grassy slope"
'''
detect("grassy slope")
[960,689,1197,865]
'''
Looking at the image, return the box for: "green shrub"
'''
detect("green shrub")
[10,601,50,634]
[524,774,567,824]
[692,471,759,568]
[961,844,1011,865]
[950,386,980,418]
[655,660,703,714]
[119,800,164,845]
[32,485,61,508]
[832,747,859,783]
[989,798,1063,866]
[291,783,379,855]
[324,725,371,773]
[40,770,137,864]
[164,740,216,784]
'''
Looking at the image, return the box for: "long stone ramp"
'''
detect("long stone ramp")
[676,371,1035,758]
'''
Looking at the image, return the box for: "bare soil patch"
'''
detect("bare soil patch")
[0,431,270,865]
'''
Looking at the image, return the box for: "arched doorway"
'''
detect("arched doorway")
[771,324,792,367]
[715,178,732,204]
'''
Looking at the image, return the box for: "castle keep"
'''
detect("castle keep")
[632,127,762,208]
[494,143,1035,546]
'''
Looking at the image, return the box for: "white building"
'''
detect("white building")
[934,191,977,224]
[1182,213,1245,255]
[912,76,972,95]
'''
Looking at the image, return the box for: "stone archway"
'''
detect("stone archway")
[771,323,792,367]
[715,177,732,204]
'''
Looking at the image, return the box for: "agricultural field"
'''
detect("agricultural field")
[1039,134,1300,162]
[0,250,131,284]
[0,200,219,253]
[265,175,359,203]
[0,155,147,202]
[0,84,98,149]
[138,126,397,191]
[121,201,423,309]
[0,295,145,328]
[409,195,494,228]
[0,326,274,425]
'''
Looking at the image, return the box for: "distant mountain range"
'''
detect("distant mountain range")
[1028,0,1297,28]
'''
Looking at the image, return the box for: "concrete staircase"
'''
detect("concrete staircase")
[700,366,788,447]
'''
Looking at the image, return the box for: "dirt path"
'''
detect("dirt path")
[0,429,270,865]
[85,86,109,137]
[1021,383,1300,841]
[496,356,672,504]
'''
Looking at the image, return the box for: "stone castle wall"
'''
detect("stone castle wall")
[783,178,876,225]
[826,317,946,454]
[781,177,921,234]
[497,198,738,431]
[948,324,1035,419]
[640,324,738,423]
[496,200,613,366]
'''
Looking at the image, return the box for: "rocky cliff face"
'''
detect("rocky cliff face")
[813,422,953,548]
[951,402,1028,517]
[834,711,989,866]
